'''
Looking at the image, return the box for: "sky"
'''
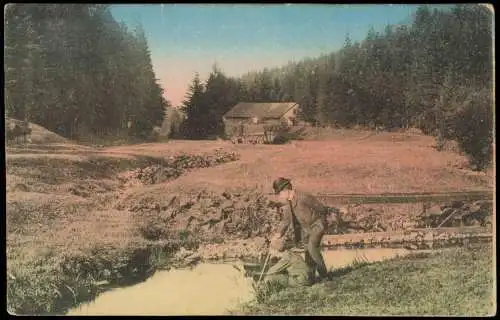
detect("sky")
[110,4,447,107]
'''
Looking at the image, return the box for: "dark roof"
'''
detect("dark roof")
[223,102,298,119]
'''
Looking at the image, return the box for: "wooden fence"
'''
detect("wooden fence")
[315,190,494,249]
[317,190,494,205]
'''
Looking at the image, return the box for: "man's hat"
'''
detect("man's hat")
[272,177,291,194]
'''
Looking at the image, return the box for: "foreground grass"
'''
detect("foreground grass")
[236,245,495,316]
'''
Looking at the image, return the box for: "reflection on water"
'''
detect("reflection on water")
[67,248,412,316]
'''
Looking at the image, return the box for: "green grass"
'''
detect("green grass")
[235,245,495,316]
[6,242,180,315]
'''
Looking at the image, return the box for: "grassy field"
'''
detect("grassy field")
[113,131,493,195]
[235,245,496,316]
[5,124,495,314]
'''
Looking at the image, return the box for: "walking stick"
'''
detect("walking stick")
[257,252,272,287]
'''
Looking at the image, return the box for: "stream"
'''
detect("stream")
[67,248,412,316]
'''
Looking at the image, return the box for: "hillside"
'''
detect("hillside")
[6,118,69,144]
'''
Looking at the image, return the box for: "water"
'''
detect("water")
[67,263,255,316]
[67,248,412,316]
[322,248,411,269]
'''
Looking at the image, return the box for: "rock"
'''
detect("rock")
[220,200,234,210]
[423,233,434,242]
[442,207,454,216]
[175,247,195,259]
[468,204,482,214]
[405,243,419,250]
[233,201,246,210]
[473,200,489,208]
[470,219,481,226]
[451,201,464,209]
[426,205,444,216]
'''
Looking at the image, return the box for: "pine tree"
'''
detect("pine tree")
[4,4,169,142]
[180,73,207,139]
[203,64,240,137]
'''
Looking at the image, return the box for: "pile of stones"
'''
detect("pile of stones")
[117,149,240,186]
[416,200,492,228]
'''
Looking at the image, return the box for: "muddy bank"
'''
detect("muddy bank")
[7,241,182,315]
[169,238,270,267]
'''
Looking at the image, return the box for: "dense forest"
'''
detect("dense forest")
[4,4,493,168]
[4,4,168,141]
[180,4,493,169]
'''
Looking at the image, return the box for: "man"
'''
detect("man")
[268,177,331,283]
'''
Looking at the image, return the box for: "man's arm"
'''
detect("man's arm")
[275,205,292,239]
[267,194,288,207]
[267,195,292,239]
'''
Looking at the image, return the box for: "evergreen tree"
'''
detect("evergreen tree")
[4,4,169,142]
[180,73,207,139]
[175,4,492,167]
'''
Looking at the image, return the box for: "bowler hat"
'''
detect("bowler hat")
[272,177,291,194]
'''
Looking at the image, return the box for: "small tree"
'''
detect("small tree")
[179,73,207,139]
[452,90,493,171]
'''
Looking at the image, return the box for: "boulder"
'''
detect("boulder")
[425,205,444,217]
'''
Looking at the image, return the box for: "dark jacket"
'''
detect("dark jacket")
[270,190,329,240]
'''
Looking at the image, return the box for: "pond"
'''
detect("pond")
[67,248,412,316]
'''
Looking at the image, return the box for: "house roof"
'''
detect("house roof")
[223,102,298,119]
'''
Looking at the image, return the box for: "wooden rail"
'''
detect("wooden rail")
[317,190,494,205]
[322,226,493,249]
[323,226,490,243]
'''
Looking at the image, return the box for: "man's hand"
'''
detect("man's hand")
[270,233,281,243]
[269,234,284,252]
[268,247,279,257]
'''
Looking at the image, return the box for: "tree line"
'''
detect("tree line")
[180,4,493,169]
[4,4,168,142]
[4,4,493,168]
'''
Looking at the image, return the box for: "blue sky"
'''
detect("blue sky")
[110,4,450,107]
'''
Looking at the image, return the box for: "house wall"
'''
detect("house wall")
[223,118,275,137]
[223,118,246,137]
[223,105,300,138]
[280,106,299,126]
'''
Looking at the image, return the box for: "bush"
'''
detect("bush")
[452,91,493,171]
[267,125,307,145]
[271,134,291,145]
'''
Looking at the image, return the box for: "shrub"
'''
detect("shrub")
[267,125,307,145]
[452,90,493,171]
[271,134,291,145]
